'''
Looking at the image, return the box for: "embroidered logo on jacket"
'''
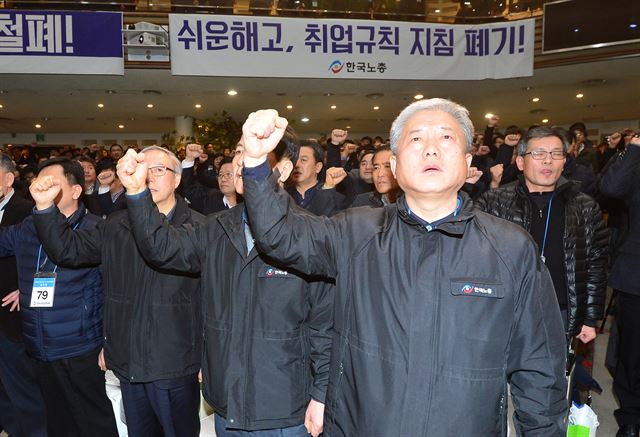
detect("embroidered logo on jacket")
[461,283,493,296]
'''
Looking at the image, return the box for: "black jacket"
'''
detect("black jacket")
[243,169,567,436]
[32,195,204,382]
[475,177,608,336]
[125,193,333,431]
[600,145,640,295]
[179,166,238,215]
[0,193,33,341]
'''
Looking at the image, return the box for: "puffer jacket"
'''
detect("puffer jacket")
[32,196,204,382]
[475,176,608,336]
[242,167,568,436]
[0,205,104,361]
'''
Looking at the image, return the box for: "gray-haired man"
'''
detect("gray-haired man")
[239,99,568,436]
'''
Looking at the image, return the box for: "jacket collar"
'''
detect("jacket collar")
[217,206,259,261]
[396,192,474,236]
[516,174,576,199]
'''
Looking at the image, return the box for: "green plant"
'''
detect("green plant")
[193,111,242,152]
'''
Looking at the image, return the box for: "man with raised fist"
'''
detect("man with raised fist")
[240,101,568,436]
[4,157,117,436]
[120,131,332,437]
[31,147,204,437]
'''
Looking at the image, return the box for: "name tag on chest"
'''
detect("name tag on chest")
[31,273,56,308]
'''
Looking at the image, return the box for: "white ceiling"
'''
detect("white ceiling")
[0,54,639,138]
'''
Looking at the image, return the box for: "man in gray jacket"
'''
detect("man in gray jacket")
[238,99,568,436]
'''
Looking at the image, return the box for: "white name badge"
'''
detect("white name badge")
[31,273,56,308]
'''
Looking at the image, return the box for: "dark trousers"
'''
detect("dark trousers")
[214,414,308,437]
[31,347,119,437]
[0,334,47,437]
[118,373,200,437]
[614,291,640,425]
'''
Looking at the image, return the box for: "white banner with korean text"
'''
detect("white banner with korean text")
[169,15,534,80]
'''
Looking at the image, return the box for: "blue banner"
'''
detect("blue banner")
[0,10,123,74]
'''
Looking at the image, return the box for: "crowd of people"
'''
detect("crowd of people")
[0,98,639,437]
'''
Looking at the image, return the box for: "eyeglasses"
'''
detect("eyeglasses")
[217,172,234,179]
[148,165,175,177]
[523,150,566,160]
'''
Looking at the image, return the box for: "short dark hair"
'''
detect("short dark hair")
[75,156,96,171]
[358,146,377,162]
[517,126,570,156]
[96,160,117,175]
[569,122,587,135]
[300,140,324,165]
[505,125,523,137]
[372,145,392,162]
[272,126,300,167]
[219,157,234,166]
[37,157,85,187]
[110,143,124,152]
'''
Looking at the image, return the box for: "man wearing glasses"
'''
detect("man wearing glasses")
[180,144,240,214]
[477,126,608,346]
[29,146,205,437]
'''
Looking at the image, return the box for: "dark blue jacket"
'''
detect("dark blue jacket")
[0,205,103,361]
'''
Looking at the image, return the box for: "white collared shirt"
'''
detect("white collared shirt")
[0,188,16,225]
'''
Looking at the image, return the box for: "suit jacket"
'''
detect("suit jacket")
[0,193,33,341]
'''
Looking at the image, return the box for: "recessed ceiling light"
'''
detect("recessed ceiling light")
[286,105,293,109]
[414,94,424,100]
[485,113,494,119]
[197,124,203,128]
[630,23,638,29]
[542,118,549,124]
[97,103,104,108]
[146,103,154,108]
[330,105,337,110]
[576,93,584,99]
[195,104,202,109]
[301,117,310,122]
[574,28,579,33]
[118,124,125,129]
[0,104,3,109]
[346,125,351,129]
[435,8,440,13]
[373,106,380,110]
[227,90,238,96]
[531,97,540,102]
[34,124,42,129]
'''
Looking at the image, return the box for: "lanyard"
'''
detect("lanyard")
[35,221,81,273]
[540,191,555,263]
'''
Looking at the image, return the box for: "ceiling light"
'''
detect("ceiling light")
[0,104,3,109]
[301,117,310,122]
[434,8,440,13]
[576,93,584,99]
[227,90,238,96]
[414,94,424,100]
[34,124,42,129]
[484,113,494,119]
[194,104,202,109]
[118,124,124,129]
[531,97,540,102]
[330,105,337,109]
[346,125,351,129]
[197,125,203,128]
[97,103,104,108]
[542,119,549,124]
[373,106,380,110]
[146,103,154,108]
[630,23,638,29]
[105,90,116,94]
[286,105,293,109]
[574,28,579,33]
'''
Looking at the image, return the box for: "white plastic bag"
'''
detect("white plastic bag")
[567,402,599,437]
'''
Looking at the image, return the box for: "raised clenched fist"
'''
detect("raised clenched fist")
[242,110,288,167]
[116,149,148,195]
[30,175,62,210]
[185,143,203,163]
[330,129,348,146]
